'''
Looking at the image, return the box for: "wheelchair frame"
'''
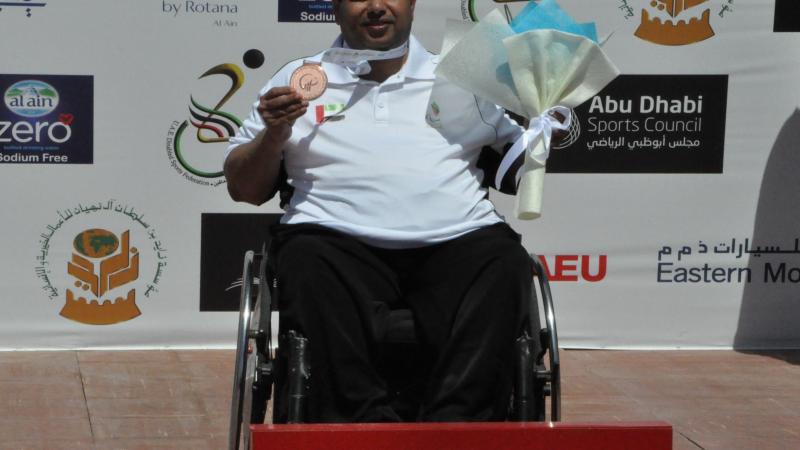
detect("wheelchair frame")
[229,247,561,450]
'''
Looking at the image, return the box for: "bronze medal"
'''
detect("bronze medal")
[290,64,328,101]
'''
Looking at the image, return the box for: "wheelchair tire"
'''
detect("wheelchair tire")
[229,251,260,450]
[531,254,561,422]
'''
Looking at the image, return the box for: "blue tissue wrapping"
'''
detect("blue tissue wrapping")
[510,0,598,43]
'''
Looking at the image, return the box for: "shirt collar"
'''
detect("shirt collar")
[313,34,437,85]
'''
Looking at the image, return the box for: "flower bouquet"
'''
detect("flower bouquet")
[436,0,619,219]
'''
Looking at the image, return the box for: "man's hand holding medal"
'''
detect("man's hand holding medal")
[257,86,309,147]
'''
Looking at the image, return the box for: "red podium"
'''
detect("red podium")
[250,421,672,450]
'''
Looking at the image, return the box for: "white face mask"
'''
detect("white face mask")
[322,36,409,75]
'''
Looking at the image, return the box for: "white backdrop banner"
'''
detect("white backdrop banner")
[1,0,799,350]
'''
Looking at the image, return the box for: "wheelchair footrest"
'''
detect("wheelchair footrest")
[250,422,672,450]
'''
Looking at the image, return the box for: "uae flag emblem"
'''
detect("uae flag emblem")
[315,103,345,124]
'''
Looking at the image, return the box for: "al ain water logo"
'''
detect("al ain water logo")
[167,50,265,186]
[63,229,141,325]
[4,80,59,117]
[35,200,168,325]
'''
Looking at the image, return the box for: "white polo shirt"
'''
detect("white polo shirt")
[228,35,524,249]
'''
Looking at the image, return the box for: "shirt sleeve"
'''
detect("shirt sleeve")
[224,81,273,163]
[476,99,525,152]
[475,99,526,194]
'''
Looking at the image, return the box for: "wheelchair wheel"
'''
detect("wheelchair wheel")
[510,254,561,422]
[531,254,561,422]
[229,250,273,450]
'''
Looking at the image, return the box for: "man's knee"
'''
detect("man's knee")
[484,240,533,286]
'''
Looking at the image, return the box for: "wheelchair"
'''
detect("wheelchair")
[228,244,561,450]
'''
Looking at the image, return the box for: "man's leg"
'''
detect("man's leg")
[272,224,403,423]
[406,223,531,421]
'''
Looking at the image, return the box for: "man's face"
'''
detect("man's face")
[332,0,416,51]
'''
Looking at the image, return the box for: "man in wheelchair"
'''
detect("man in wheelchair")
[225,0,561,425]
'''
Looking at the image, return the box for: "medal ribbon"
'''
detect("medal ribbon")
[494,106,572,190]
[322,36,409,75]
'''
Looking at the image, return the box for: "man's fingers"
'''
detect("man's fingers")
[263,102,307,120]
[277,101,308,115]
[263,94,305,111]
[261,87,304,109]
[270,107,308,123]
[284,107,308,122]
[265,106,307,128]
[260,97,302,115]
[549,111,567,123]
[257,86,308,128]
[262,86,297,100]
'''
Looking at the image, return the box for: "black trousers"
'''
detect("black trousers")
[271,222,532,423]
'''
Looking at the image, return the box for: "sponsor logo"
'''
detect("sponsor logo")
[0,1,48,18]
[166,50,265,187]
[552,109,581,150]
[656,237,800,284]
[199,213,282,312]
[539,255,608,283]
[1,74,93,164]
[617,0,735,46]
[546,75,728,174]
[35,200,168,325]
[161,0,239,20]
[774,0,800,32]
[5,80,58,117]
[278,0,334,23]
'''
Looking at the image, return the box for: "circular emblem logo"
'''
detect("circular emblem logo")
[552,110,581,150]
[4,80,60,118]
[73,229,120,258]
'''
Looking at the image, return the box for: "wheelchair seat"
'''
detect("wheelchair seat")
[229,245,561,450]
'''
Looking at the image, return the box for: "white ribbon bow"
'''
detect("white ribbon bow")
[495,106,572,190]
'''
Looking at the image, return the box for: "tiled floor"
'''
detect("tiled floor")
[0,350,798,449]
